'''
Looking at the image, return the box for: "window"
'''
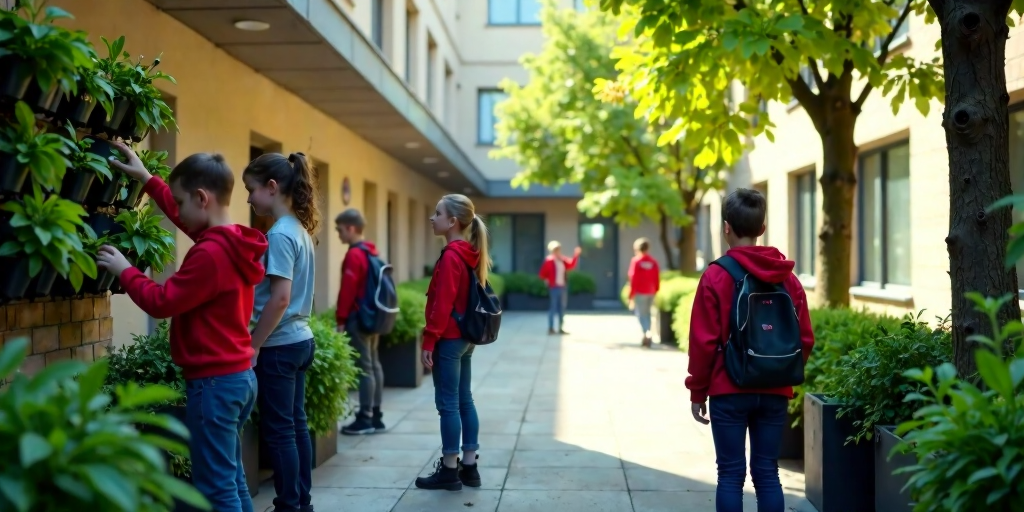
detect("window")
[488,0,542,25]
[426,34,437,109]
[444,63,454,126]
[873,1,910,54]
[478,89,508,145]
[487,214,545,274]
[794,172,816,277]
[696,205,713,270]
[859,142,911,287]
[405,6,418,85]
[371,0,384,50]
[753,181,769,246]
[1008,107,1024,295]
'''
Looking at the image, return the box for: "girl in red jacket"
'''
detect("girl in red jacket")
[415,194,491,492]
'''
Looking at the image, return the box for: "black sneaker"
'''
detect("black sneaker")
[459,455,481,487]
[415,458,463,491]
[372,407,386,433]
[341,413,375,435]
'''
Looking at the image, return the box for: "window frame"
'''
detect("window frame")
[794,171,817,278]
[371,0,385,50]
[477,88,508,146]
[486,213,546,274]
[487,0,542,26]
[857,140,912,288]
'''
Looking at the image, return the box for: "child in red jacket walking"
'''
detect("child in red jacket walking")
[538,241,581,335]
[686,188,814,512]
[627,237,660,348]
[98,142,266,512]
[415,194,491,492]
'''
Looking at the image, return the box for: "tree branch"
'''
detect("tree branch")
[809,58,825,90]
[854,0,913,112]
[620,134,648,171]
[796,0,809,15]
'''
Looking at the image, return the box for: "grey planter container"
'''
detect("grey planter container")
[805,393,875,512]
[504,292,549,311]
[566,292,595,310]
[779,409,804,460]
[659,309,677,346]
[380,333,424,388]
[874,425,915,512]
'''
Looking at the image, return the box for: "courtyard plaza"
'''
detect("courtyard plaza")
[253,312,816,512]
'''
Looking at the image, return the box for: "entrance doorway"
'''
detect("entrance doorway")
[578,217,618,299]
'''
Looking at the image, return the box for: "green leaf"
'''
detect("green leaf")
[118,384,182,409]
[1009,358,1024,387]
[967,467,999,485]
[19,433,53,467]
[81,464,138,511]
[0,338,29,378]
[774,15,804,32]
[150,473,210,509]
[975,349,1013,399]
[0,477,30,512]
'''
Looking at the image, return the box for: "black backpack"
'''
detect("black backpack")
[352,243,399,335]
[712,255,805,388]
[438,248,502,345]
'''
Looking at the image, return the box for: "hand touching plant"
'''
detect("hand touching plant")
[107,139,151,184]
[95,245,132,276]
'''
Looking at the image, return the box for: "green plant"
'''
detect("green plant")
[98,35,176,134]
[108,205,175,273]
[0,1,95,96]
[382,287,428,346]
[138,149,172,181]
[0,189,97,291]
[653,273,701,312]
[830,312,953,444]
[500,272,550,297]
[895,294,1024,512]
[620,270,689,307]
[61,123,112,182]
[0,337,209,512]
[104,321,184,404]
[0,101,73,191]
[74,65,115,115]
[487,272,505,297]
[306,315,360,436]
[567,271,596,295]
[671,289,699,352]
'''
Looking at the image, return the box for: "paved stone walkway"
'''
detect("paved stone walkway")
[253,312,816,512]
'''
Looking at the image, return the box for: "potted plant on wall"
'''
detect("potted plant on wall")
[115,148,170,209]
[0,101,72,194]
[87,36,133,132]
[303,315,360,468]
[0,189,97,299]
[107,204,176,274]
[116,54,177,140]
[58,64,116,127]
[60,123,112,203]
[379,286,428,388]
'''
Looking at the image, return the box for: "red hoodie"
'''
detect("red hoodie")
[685,246,815,404]
[120,177,268,380]
[422,240,480,352]
[336,240,378,326]
[538,254,578,288]
[628,253,660,298]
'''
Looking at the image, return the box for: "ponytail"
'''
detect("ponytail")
[469,215,491,284]
[243,152,322,237]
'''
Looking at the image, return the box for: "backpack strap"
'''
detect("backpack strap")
[710,255,747,289]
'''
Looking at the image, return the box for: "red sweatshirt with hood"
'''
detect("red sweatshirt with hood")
[628,253,660,298]
[538,254,579,288]
[685,246,815,404]
[120,177,268,380]
[336,240,379,326]
[422,240,480,352]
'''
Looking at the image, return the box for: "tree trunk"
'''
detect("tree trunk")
[677,220,698,273]
[815,100,858,308]
[658,214,679,270]
[932,0,1019,378]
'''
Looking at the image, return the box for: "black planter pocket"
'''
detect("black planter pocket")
[0,56,32,101]
[805,393,875,512]
[88,211,123,237]
[88,97,131,133]
[114,179,144,209]
[874,425,915,512]
[0,258,31,300]
[29,264,59,298]
[0,152,29,193]
[58,93,98,127]
[24,80,63,115]
[60,169,95,204]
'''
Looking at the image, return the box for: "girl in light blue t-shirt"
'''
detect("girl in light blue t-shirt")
[244,152,320,512]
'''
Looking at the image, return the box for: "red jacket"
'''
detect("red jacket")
[422,240,479,352]
[336,241,378,326]
[120,177,267,380]
[628,253,660,298]
[685,246,815,404]
[538,254,578,288]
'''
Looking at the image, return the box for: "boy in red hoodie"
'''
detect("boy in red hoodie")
[627,237,660,348]
[686,188,814,512]
[97,143,267,512]
[334,208,387,436]
[538,240,581,335]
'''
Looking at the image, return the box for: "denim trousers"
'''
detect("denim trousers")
[709,393,788,512]
[548,286,567,330]
[633,293,654,335]
[255,339,315,511]
[432,339,480,455]
[185,369,258,512]
[346,318,384,414]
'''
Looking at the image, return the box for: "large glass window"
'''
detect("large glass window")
[486,214,545,274]
[1009,108,1024,293]
[372,0,385,50]
[478,89,508,145]
[795,172,816,277]
[754,182,769,246]
[488,0,541,25]
[859,142,911,286]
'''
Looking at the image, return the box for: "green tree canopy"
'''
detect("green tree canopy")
[492,0,736,271]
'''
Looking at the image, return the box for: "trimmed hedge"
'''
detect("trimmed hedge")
[499,271,594,297]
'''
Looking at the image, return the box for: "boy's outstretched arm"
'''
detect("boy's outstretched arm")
[108,141,196,241]
[119,247,220,319]
[685,275,721,404]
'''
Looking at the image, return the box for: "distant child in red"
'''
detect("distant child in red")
[97,142,266,512]
[685,188,814,512]
[538,241,581,335]
[627,237,660,347]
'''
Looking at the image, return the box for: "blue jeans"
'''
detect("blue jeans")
[185,369,258,512]
[633,293,654,335]
[432,339,480,455]
[709,393,788,512]
[255,339,315,511]
[548,286,566,330]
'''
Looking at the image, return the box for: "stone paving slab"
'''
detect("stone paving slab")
[252,312,817,512]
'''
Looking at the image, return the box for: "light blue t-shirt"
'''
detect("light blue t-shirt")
[252,215,315,347]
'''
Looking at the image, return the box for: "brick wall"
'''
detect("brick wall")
[0,296,113,375]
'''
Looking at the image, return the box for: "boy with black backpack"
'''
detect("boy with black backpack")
[686,189,815,512]
[335,208,399,436]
